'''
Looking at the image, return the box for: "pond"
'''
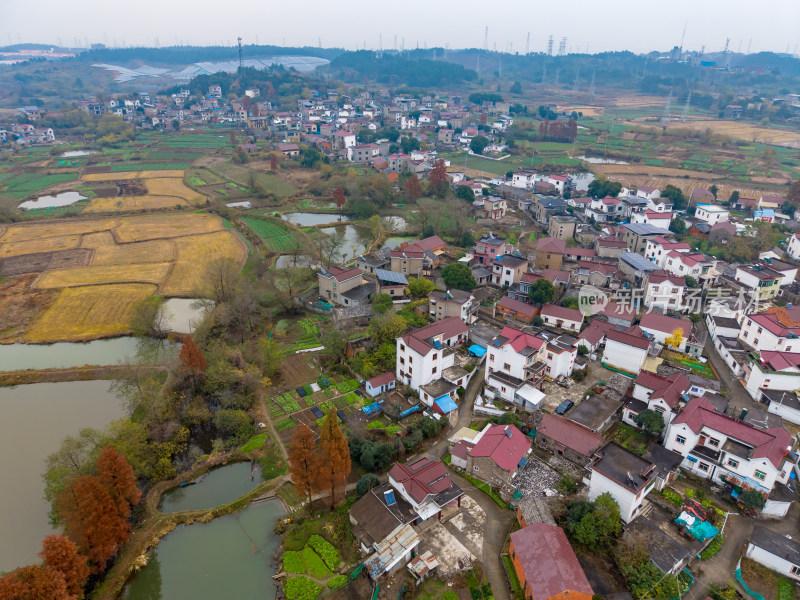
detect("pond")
[158,462,264,513]
[0,337,177,372]
[159,298,209,335]
[19,191,86,210]
[123,500,284,600]
[320,224,373,262]
[577,155,630,165]
[281,212,349,226]
[382,236,415,250]
[226,201,252,208]
[275,255,319,269]
[0,381,125,571]
[571,172,596,192]
[381,215,409,231]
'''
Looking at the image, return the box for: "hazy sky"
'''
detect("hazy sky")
[2,0,799,56]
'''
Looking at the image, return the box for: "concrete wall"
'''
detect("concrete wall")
[746,543,800,580]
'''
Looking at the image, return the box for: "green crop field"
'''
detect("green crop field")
[110,163,191,171]
[2,172,80,199]
[242,217,300,252]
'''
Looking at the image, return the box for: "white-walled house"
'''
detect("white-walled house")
[587,443,658,524]
[663,251,716,279]
[738,312,800,354]
[484,326,547,409]
[787,233,800,261]
[743,351,800,399]
[539,304,584,333]
[695,204,729,225]
[664,397,794,494]
[630,210,673,230]
[365,372,396,397]
[746,526,800,581]
[640,312,693,353]
[396,317,468,393]
[637,186,661,202]
[645,237,691,268]
[603,328,651,374]
[630,371,691,427]
[644,271,686,311]
[511,169,538,189]
[387,458,463,521]
[536,331,578,379]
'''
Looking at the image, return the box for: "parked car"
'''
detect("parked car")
[555,399,574,415]
[556,376,575,388]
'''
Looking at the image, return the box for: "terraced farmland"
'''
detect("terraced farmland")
[242,217,301,251]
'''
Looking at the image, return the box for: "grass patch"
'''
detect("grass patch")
[284,576,322,600]
[502,555,525,600]
[461,472,507,509]
[365,420,385,429]
[283,550,306,574]
[240,433,268,453]
[327,575,348,590]
[275,417,296,431]
[242,216,300,251]
[700,535,723,560]
[277,482,303,508]
[612,424,649,455]
[307,535,340,570]
[301,545,333,579]
[255,435,287,480]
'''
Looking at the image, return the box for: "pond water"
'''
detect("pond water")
[159,298,208,335]
[275,255,318,269]
[0,337,177,372]
[320,224,372,262]
[123,500,284,600]
[577,155,630,165]
[61,150,96,157]
[381,215,409,231]
[382,236,415,250]
[19,191,86,210]
[0,381,125,571]
[226,201,252,209]
[281,212,349,226]
[159,462,264,513]
[571,172,596,192]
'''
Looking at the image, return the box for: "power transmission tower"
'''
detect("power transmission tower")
[558,37,567,55]
[484,26,489,51]
[238,37,243,68]
[318,37,322,48]
[547,35,554,56]
[589,71,596,95]
[394,35,397,50]
[681,91,692,121]
[554,67,560,88]
[661,90,673,125]
[573,69,580,93]
[525,32,530,55]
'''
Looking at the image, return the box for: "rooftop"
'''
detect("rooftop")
[469,424,530,472]
[623,223,671,236]
[640,312,692,337]
[620,252,662,273]
[567,395,621,432]
[749,525,800,565]
[388,458,463,506]
[591,443,656,493]
[538,414,604,456]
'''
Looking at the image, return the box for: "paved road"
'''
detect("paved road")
[428,365,484,460]
[702,321,756,416]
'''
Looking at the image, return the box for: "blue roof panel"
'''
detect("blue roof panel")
[434,396,458,414]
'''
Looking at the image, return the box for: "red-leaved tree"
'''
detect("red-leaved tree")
[40,534,90,598]
[179,334,207,390]
[428,159,448,198]
[0,565,71,600]
[96,445,142,518]
[315,410,351,511]
[288,424,319,512]
[270,153,278,171]
[333,187,346,219]
[406,174,422,201]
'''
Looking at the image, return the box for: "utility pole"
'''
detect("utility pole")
[547,35,554,56]
[525,32,530,55]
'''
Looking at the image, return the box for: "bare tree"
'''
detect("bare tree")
[203,257,242,304]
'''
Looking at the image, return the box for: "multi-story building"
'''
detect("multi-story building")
[630,210,673,230]
[738,311,800,354]
[644,271,686,311]
[586,196,624,223]
[472,235,515,266]
[695,204,730,225]
[663,252,717,281]
[734,265,782,300]
[535,237,566,270]
[743,351,800,399]
[622,223,671,255]
[452,423,531,486]
[539,304,584,333]
[664,396,794,493]
[318,265,375,306]
[548,215,577,240]
[644,236,691,267]
[786,233,800,261]
[484,326,547,409]
[428,289,477,324]
[491,254,528,287]
[625,371,690,427]
[388,458,464,521]
[396,317,468,393]
[603,327,652,374]
[587,443,658,523]
[639,312,693,352]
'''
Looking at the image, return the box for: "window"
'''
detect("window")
[698,462,710,472]
[400,344,405,351]
[791,566,800,576]
[758,327,763,334]
[400,357,405,365]
[432,353,437,360]
[654,407,664,414]
[727,458,739,469]
[408,367,412,374]
[708,438,720,448]
[754,470,766,481]
[501,386,506,392]
[754,338,759,346]
[489,354,494,362]
[504,363,511,371]
[676,435,686,444]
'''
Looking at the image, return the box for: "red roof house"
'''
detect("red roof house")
[466,424,530,480]
[536,414,604,466]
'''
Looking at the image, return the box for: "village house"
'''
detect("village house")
[474,196,507,220]
[624,371,691,428]
[576,320,617,354]
[586,196,624,223]
[744,351,800,400]
[537,330,579,379]
[332,129,357,150]
[599,302,636,327]
[709,221,737,242]
[738,310,800,354]
[644,271,686,311]
[534,237,566,270]
[365,372,396,397]
[664,396,794,494]
[757,258,798,287]
[428,289,477,324]
[547,215,577,240]
[511,169,537,189]
[484,326,547,410]
[636,185,661,203]
[745,526,800,581]
[388,458,464,521]
[734,265,782,300]
[539,304,584,333]
[491,254,528,287]
[355,253,390,275]
[663,252,717,281]
[630,210,673,230]
[451,423,531,487]
[318,265,376,306]
[588,443,658,523]
[472,235,515,266]
[509,523,595,600]
[531,197,568,224]
[786,233,800,261]
[603,327,652,374]
[644,237,691,268]
[622,223,672,255]
[695,204,730,225]
[375,268,408,299]
[536,414,604,466]
[278,143,300,157]
[640,312,693,352]
[495,296,540,324]
[350,143,380,163]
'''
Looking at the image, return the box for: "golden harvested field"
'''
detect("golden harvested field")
[91,240,176,266]
[632,119,800,146]
[23,283,157,343]
[80,231,115,247]
[162,231,247,296]
[144,178,205,205]
[605,174,764,200]
[0,234,81,258]
[114,213,222,243]
[0,219,118,243]
[82,170,185,181]
[83,196,188,213]
[35,262,172,289]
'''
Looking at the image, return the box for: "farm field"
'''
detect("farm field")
[81,170,185,181]
[83,196,188,212]
[144,178,205,205]
[242,217,301,252]
[0,213,246,341]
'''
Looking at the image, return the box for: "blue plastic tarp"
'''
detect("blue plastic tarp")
[468,344,487,357]
[362,402,382,415]
[434,395,458,414]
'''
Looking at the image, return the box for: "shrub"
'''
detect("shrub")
[282,550,306,574]
[284,576,322,600]
[776,578,794,600]
[213,409,254,445]
[302,546,332,579]
[307,534,341,570]
[328,575,348,590]
[356,473,381,496]
[700,535,723,560]
[660,489,682,507]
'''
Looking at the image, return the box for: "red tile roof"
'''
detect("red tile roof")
[451,440,470,461]
[367,372,395,388]
[634,370,668,391]
[497,296,539,318]
[649,373,690,408]
[578,320,616,345]
[496,326,545,353]
[388,458,457,504]
[414,235,445,252]
[674,397,792,469]
[521,271,543,284]
[541,269,570,284]
[566,247,597,258]
[540,304,584,323]
[605,328,651,350]
[510,524,594,599]
[400,316,468,357]
[325,265,363,282]
[577,260,617,275]
[597,238,628,248]
[648,270,686,286]
[747,313,800,338]
[538,414,603,456]
[640,312,691,337]
[469,424,530,472]
[537,237,567,254]
[600,302,635,322]
[758,351,800,372]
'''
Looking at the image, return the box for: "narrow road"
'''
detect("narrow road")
[701,321,755,416]
[427,364,484,460]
